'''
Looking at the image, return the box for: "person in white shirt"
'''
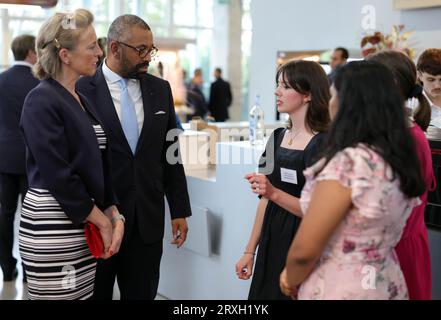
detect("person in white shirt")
[417,49,441,123]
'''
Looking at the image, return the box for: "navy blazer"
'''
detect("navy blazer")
[20,78,117,225]
[0,65,39,174]
[77,67,191,243]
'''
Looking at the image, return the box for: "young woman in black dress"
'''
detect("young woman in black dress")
[235,60,330,299]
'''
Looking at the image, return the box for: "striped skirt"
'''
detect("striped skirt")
[19,188,97,300]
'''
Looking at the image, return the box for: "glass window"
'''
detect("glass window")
[6,19,42,64]
[87,0,111,21]
[151,26,170,38]
[125,0,138,14]
[196,0,213,28]
[139,0,170,26]
[94,23,110,38]
[243,0,252,11]
[6,4,46,18]
[173,27,196,39]
[0,0,224,94]
[8,19,41,38]
[173,0,195,27]
[241,0,253,120]
[241,30,252,120]
[242,10,252,31]
[196,29,213,97]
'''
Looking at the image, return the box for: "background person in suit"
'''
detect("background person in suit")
[0,34,39,282]
[327,47,349,85]
[208,67,232,122]
[19,9,122,300]
[77,14,192,300]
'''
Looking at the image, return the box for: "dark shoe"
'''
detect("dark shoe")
[3,268,18,282]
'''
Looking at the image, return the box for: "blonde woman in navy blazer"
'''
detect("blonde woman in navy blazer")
[19,9,124,300]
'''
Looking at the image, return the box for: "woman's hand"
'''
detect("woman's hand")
[279,268,299,300]
[86,205,113,259]
[235,253,255,280]
[245,173,276,200]
[104,206,124,257]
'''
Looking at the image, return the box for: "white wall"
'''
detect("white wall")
[249,0,441,122]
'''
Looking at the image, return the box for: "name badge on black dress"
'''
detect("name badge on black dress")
[280,167,298,185]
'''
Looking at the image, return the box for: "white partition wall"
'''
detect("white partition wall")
[159,141,266,300]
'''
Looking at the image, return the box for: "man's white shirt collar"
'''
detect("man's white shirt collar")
[102,59,123,85]
[424,90,441,109]
[102,59,139,86]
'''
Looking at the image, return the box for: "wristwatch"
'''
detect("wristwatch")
[111,214,126,224]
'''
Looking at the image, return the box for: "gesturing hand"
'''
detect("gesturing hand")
[245,173,275,199]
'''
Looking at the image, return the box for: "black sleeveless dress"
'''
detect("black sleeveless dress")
[248,128,324,300]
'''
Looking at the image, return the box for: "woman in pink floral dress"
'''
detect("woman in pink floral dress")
[280,61,424,300]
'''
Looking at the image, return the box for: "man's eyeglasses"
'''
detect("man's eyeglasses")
[117,41,158,58]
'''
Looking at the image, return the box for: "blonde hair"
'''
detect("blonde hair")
[33,9,94,80]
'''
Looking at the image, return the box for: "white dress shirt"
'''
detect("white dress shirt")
[424,91,441,121]
[407,92,441,128]
[102,60,144,134]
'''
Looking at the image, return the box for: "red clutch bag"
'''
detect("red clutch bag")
[84,222,104,259]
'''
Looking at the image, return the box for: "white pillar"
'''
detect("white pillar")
[212,0,229,81]
[227,0,243,122]
[211,0,242,122]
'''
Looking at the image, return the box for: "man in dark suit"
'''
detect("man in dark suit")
[208,68,232,122]
[77,14,191,300]
[0,35,39,282]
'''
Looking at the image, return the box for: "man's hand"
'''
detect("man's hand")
[171,218,188,248]
[103,205,124,257]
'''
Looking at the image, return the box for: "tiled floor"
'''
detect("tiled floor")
[0,270,28,300]
[0,199,28,300]
[0,201,167,300]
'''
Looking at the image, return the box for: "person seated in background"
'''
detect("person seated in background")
[327,47,349,85]
[280,61,424,300]
[417,49,441,125]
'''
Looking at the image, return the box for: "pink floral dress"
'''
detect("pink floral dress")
[298,145,420,300]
